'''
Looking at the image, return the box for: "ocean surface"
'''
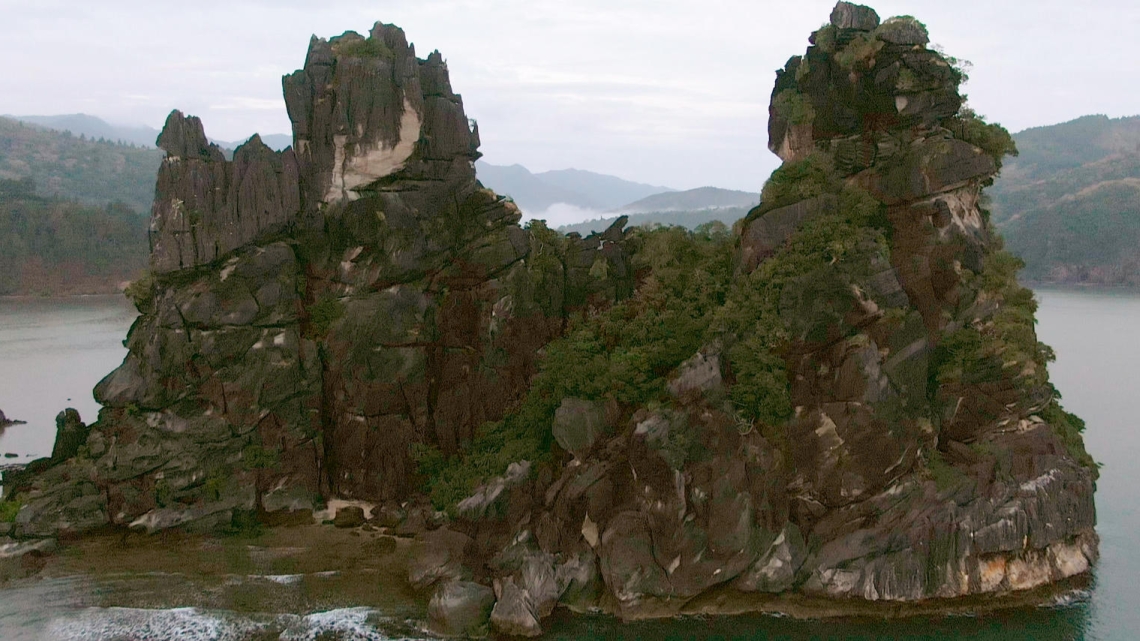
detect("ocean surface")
[0,288,1136,640]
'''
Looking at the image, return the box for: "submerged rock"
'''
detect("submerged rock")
[0,409,25,429]
[332,506,366,528]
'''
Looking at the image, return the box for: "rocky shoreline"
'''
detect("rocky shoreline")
[0,2,1097,637]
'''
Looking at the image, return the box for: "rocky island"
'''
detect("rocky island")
[0,3,1097,637]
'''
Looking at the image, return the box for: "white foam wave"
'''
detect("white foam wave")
[44,606,427,641]
[45,607,278,641]
[280,607,415,641]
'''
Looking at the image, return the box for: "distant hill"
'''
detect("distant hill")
[476,161,673,214]
[12,113,295,154]
[0,116,163,213]
[558,207,749,237]
[213,133,293,152]
[0,178,148,295]
[9,113,161,148]
[991,115,1140,286]
[615,186,759,213]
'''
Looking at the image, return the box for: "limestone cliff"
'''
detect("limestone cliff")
[425,3,1097,634]
[6,24,633,536]
[2,4,1096,636]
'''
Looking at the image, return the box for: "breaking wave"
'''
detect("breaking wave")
[43,606,429,641]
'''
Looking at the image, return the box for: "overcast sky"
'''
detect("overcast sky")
[2,0,1140,191]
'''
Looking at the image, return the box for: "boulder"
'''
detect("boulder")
[877,16,930,46]
[408,528,473,592]
[741,195,837,272]
[428,580,495,638]
[456,460,531,520]
[830,2,880,31]
[666,350,723,398]
[333,506,366,528]
[552,398,606,460]
[490,578,542,637]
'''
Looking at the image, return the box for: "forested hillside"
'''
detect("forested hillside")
[0,116,162,213]
[0,178,148,295]
[993,115,1140,285]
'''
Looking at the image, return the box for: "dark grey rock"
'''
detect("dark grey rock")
[876,16,930,46]
[741,195,838,271]
[408,528,472,592]
[333,506,366,528]
[50,409,87,463]
[0,409,25,429]
[830,2,880,30]
[552,399,606,460]
[428,580,495,638]
[666,350,723,398]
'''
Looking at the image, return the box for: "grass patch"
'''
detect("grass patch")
[0,500,20,523]
[773,90,816,126]
[304,295,345,339]
[926,450,968,492]
[333,36,395,60]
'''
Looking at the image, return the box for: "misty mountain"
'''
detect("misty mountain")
[9,113,160,147]
[615,186,759,213]
[212,133,293,152]
[12,113,295,153]
[558,207,749,237]
[475,161,673,213]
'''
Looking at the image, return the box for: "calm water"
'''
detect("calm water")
[0,288,1136,640]
[0,296,137,460]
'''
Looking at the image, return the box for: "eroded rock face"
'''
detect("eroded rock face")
[443,1,1096,632]
[11,23,635,539]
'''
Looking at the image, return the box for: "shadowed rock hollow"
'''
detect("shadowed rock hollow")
[2,3,1097,636]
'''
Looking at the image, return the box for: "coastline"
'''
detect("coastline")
[0,523,1095,627]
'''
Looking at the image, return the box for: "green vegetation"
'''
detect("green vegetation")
[0,499,20,523]
[0,179,148,294]
[812,24,839,54]
[756,153,839,214]
[419,224,736,510]
[986,115,1140,284]
[925,450,968,492]
[420,170,900,511]
[124,271,155,312]
[719,209,889,426]
[947,108,1018,171]
[835,32,884,70]
[304,295,346,339]
[772,90,816,126]
[933,251,1050,394]
[0,116,161,212]
[1040,398,1098,476]
[332,36,395,60]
